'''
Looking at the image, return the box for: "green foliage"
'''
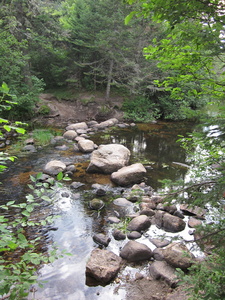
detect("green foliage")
[0,173,63,299]
[0,82,27,136]
[0,84,68,299]
[178,221,225,299]
[7,76,45,121]
[32,129,54,146]
[113,216,131,233]
[122,96,160,122]
[38,104,51,115]
[59,0,162,97]
[125,0,225,120]
[160,114,225,299]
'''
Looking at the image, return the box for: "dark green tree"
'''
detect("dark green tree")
[59,0,163,100]
[0,0,66,119]
[125,0,225,119]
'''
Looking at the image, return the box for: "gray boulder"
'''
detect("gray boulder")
[22,145,37,152]
[107,216,120,224]
[127,231,142,240]
[112,229,126,240]
[89,198,104,210]
[154,211,186,233]
[162,242,194,269]
[111,163,147,186]
[188,217,202,228]
[44,160,67,176]
[93,233,111,247]
[149,261,178,287]
[180,204,207,219]
[86,249,122,283]
[66,122,88,131]
[113,197,132,207]
[87,144,130,174]
[63,130,77,140]
[94,118,119,129]
[120,240,152,262]
[150,238,170,248]
[78,139,95,153]
[127,215,151,232]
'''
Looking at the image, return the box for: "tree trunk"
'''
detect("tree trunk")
[105,59,114,103]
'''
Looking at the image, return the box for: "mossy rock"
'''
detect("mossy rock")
[89,198,105,210]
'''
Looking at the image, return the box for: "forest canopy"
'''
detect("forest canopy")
[0,0,225,121]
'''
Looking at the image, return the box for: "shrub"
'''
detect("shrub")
[122,96,160,122]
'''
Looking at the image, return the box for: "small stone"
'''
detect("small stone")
[150,238,170,248]
[70,181,85,189]
[188,217,202,228]
[89,198,104,210]
[127,231,142,240]
[112,229,126,240]
[93,233,111,247]
[107,216,120,224]
[113,198,132,207]
[61,192,70,198]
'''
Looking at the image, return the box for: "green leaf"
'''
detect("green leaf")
[41,195,51,202]
[57,172,63,181]
[15,128,26,134]
[1,82,9,94]
[6,200,15,206]
[21,210,30,217]
[36,172,43,180]
[125,11,136,25]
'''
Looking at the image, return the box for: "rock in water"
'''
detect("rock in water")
[111,163,147,186]
[120,240,152,262]
[86,249,122,283]
[44,160,67,176]
[87,144,130,174]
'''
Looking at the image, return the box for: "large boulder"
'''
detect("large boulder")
[111,163,147,186]
[43,160,67,176]
[162,243,194,269]
[149,261,178,287]
[77,139,95,153]
[86,249,122,283]
[154,211,186,233]
[180,204,207,219]
[86,144,130,174]
[94,118,119,129]
[66,122,88,131]
[127,215,151,232]
[63,130,77,140]
[120,240,152,262]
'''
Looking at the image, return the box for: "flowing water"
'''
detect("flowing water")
[0,120,199,300]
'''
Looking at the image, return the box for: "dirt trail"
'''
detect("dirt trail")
[35,92,124,127]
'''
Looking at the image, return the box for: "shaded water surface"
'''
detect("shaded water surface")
[0,121,195,300]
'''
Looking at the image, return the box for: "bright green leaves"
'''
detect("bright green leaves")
[0,171,69,298]
[125,0,225,120]
[0,82,27,137]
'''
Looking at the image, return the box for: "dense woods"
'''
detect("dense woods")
[1,0,225,121]
[0,0,225,299]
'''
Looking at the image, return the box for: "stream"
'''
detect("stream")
[0,120,207,300]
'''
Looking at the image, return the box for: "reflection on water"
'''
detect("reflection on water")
[0,121,196,300]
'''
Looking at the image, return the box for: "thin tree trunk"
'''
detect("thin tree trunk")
[105,59,114,103]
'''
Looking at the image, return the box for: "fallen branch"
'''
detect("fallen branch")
[161,181,217,196]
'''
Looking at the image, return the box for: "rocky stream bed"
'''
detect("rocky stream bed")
[3,117,213,300]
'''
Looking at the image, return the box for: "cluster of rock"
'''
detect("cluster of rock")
[86,181,205,286]
[42,118,147,186]
[0,130,18,149]
[39,118,206,289]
